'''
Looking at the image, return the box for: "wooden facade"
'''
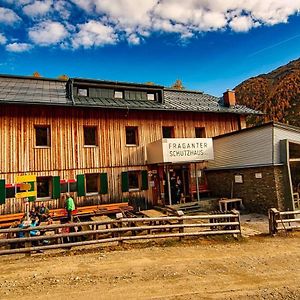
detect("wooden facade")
[0,75,256,215]
[0,103,244,214]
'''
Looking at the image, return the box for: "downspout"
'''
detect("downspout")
[67,78,75,105]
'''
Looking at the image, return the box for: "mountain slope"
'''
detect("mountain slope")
[235,58,300,126]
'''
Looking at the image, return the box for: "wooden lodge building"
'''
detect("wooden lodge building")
[0,74,258,215]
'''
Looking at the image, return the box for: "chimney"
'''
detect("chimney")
[223,89,236,107]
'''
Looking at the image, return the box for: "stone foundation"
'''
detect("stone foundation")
[205,165,292,214]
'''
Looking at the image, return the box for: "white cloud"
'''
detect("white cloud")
[70,0,94,12]
[54,0,72,19]
[127,33,140,45]
[6,42,32,52]
[2,0,300,50]
[72,20,117,48]
[0,33,7,44]
[23,0,53,17]
[69,0,300,44]
[28,20,68,45]
[0,7,21,24]
[230,16,256,32]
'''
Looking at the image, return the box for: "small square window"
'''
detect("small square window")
[84,126,97,146]
[85,173,99,194]
[60,182,68,193]
[6,187,15,198]
[128,171,140,191]
[37,176,51,198]
[78,88,88,97]
[147,93,155,101]
[126,126,138,145]
[162,126,174,138]
[195,127,206,138]
[114,91,123,99]
[35,126,51,147]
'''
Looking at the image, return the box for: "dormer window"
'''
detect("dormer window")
[78,88,88,97]
[147,93,155,101]
[114,91,123,99]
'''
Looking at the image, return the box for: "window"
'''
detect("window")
[84,126,97,146]
[114,90,123,99]
[78,88,88,97]
[37,177,51,198]
[35,126,51,147]
[60,182,68,193]
[85,173,99,194]
[126,126,138,145]
[128,171,140,191]
[195,127,206,138]
[147,93,155,101]
[6,187,15,198]
[162,126,174,138]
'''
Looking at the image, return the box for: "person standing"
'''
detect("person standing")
[170,172,177,205]
[65,193,75,221]
[175,176,182,204]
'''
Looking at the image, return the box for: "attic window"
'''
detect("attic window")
[114,91,123,99]
[147,93,155,101]
[78,88,88,97]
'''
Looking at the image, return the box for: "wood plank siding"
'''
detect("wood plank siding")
[208,125,274,169]
[0,104,241,214]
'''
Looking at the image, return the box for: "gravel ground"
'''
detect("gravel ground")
[0,230,299,300]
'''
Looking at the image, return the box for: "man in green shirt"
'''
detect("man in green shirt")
[65,193,75,221]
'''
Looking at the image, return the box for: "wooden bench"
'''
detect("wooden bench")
[191,183,211,198]
[219,198,243,212]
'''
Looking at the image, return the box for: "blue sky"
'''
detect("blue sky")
[0,1,300,96]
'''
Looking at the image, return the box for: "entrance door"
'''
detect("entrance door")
[167,164,190,205]
[149,166,162,206]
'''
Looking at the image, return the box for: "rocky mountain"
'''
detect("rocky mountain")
[235,58,300,127]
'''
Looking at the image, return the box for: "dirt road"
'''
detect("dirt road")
[0,234,299,300]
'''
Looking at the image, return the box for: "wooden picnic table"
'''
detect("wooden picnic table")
[140,209,167,218]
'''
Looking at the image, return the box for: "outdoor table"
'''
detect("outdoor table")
[219,198,243,212]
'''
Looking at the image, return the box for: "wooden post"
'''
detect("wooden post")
[116,213,123,246]
[24,231,31,257]
[195,163,200,202]
[167,165,172,206]
[231,209,241,235]
[269,208,279,235]
[177,210,184,241]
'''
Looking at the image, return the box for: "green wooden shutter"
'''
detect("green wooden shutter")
[121,172,129,192]
[0,179,5,204]
[52,176,61,199]
[28,181,36,202]
[77,174,86,197]
[141,170,148,190]
[100,173,108,194]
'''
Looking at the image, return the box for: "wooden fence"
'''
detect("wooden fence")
[0,211,241,256]
[268,208,300,235]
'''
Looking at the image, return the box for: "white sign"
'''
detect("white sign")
[234,174,243,183]
[162,138,214,163]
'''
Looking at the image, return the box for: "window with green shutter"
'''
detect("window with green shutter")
[141,170,148,190]
[0,179,5,204]
[121,172,129,192]
[52,176,61,199]
[77,174,86,196]
[100,173,108,194]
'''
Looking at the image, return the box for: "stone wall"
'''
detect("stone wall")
[205,165,291,214]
